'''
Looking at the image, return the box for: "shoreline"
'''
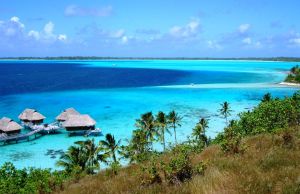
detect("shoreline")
[0,58,299,62]
[279,82,300,87]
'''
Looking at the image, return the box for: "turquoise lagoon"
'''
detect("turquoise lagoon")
[0,60,298,169]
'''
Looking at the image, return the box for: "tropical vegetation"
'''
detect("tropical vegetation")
[1,91,300,193]
[285,65,300,83]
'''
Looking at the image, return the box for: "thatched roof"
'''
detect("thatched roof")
[56,108,80,121]
[0,117,22,133]
[62,114,96,128]
[18,108,46,121]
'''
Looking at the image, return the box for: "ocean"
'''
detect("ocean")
[0,60,298,169]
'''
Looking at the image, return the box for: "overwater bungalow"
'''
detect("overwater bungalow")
[62,114,96,131]
[0,117,22,135]
[18,108,46,125]
[56,108,80,122]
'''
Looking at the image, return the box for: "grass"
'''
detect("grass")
[57,126,300,194]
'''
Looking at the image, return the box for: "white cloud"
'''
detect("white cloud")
[207,40,222,50]
[169,19,200,38]
[110,29,125,38]
[25,21,67,42]
[28,30,40,40]
[10,16,25,28]
[239,24,250,33]
[289,38,300,45]
[241,37,262,48]
[0,16,26,37]
[58,34,67,41]
[121,36,128,44]
[44,22,54,35]
[242,37,252,44]
[5,28,16,36]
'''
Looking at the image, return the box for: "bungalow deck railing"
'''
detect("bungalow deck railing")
[1,122,101,145]
[86,127,102,136]
[0,127,44,143]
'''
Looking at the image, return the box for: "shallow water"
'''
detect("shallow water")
[0,60,298,169]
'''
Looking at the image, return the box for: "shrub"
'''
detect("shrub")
[141,160,162,185]
[0,162,67,194]
[220,127,245,154]
[162,149,193,185]
[234,96,299,136]
[193,161,207,176]
[106,161,122,176]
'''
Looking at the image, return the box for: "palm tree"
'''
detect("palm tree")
[56,145,84,173]
[192,118,208,147]
[219,101,232,125]
[199,118,209,146]
[135,112,157,149]
[57,139,103,174]
[155,111,170,151]
[167,110,182,144]
[262,93,272,102]
[291,65,299,74]
[120,129,150,163]
[100,133,121,163]
[76,139,104,173]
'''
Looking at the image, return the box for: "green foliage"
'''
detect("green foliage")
[0,162,67,194]
[120,129,152,163]
[141,145,206,186]
[122,111,182,163]
[141,159,162,185]
[56,139,106,175]
[161,148,193,185]
[235,96,300,135]
[167,110,182,144]
[261,92,272,102]
[193,161,207,176]
[192,118,209,148]
[106,161,122,176]
[214,92,300,153]
[135,112,157,148]
[285,65,300,83]
[100,133,121,163]
[220,126,245,154]
[155,111,170,151]
[219,101,232,124]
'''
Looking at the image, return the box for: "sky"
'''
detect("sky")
[0,0,300,57]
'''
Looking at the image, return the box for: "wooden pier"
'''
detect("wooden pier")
[0,128,45,145]
[0,123,61,145]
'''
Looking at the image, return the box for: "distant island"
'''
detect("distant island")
[1,56,300,62]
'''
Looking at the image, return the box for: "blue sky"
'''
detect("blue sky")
[0,0,300,57]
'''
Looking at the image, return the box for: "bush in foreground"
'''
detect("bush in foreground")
[0,162,67,194]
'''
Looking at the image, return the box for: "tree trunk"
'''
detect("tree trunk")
[163,130,165,151]
[174,126,177,144]
[113,151,117,163]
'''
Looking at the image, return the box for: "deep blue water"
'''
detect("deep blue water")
[0,62,268,96]
[0,60,298,169]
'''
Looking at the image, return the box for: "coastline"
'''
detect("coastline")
[0,57,300,62]
[279,81,300,87]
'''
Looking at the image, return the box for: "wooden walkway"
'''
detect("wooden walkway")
[0,124,100,145]
[0,128,45,144]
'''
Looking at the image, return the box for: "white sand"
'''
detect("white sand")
[279,82,300,87]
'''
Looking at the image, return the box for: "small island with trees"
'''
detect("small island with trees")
[284,65,300,84]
